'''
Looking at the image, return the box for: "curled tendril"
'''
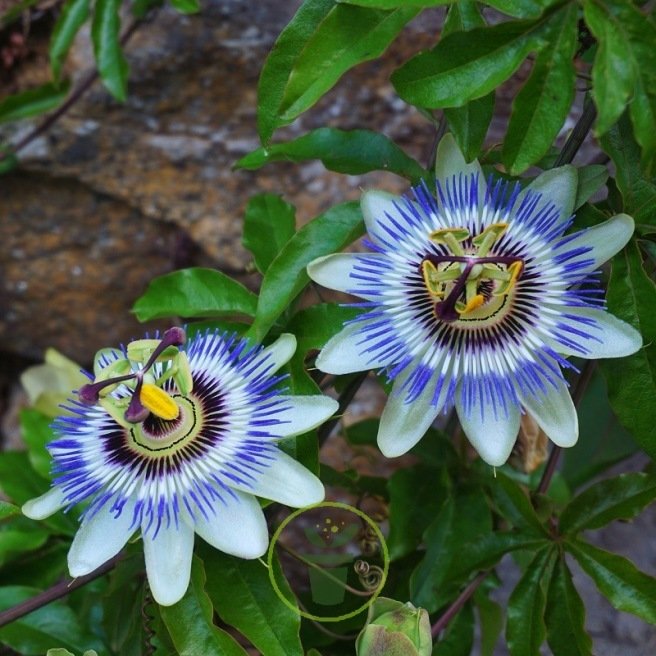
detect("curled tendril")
[354,560,384,592]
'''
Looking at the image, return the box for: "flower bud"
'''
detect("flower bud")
[355,598,431,656]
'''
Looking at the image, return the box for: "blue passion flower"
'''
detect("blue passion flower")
[23,328,337,605]
[308,135,641,466]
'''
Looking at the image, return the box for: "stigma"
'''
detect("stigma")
[421,224,524,323]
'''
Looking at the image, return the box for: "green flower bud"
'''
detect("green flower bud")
[356,598,431,656]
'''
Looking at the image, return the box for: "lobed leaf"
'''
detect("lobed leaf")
[91,0,129,101]
[246,202,364,342]
[202,547,303,656]
[50,0,90,80]
[170,0,200,14]
[236,128,427,183]
[489,472,548,536]
[559,472,656,535]
[392,18,547,109]
[257,0,416,142]
[442,1,494,161]
[545,557,593,656]
[159,557,248,656]
[506,546,554,656]
[502,4,577,174]
[132,268,258,322]
[242,194,296,274]
[567,539,656,624]
[0,82,70,124]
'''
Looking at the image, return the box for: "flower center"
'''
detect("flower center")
[421,224,523,324]
[78,327,194,426]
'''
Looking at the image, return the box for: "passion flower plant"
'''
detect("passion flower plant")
[308,135,641,466]
[23,328,337,605]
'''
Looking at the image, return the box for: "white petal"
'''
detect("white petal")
[68,503,136,577]
[556,214,634,271]
[316,322,392,375]
[518,166,577,225]
[186,489,268,559]
[456,391,521,467]
[520,378,578,448]
[267,395,339,438]
[227,450,324,507]
[435,133,484,191]
[258,333,297,374]
[307,253,362,294]
[22,487,66,520]
[361,190,421,242]
[143,521,194,606]
[377,373,441,458]
[555,306,642,359]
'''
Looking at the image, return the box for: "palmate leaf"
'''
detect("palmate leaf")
[132,268,258,321]
[257,0,417,143]
[441,2,495,161]
[502,4,577,174]
[506,546,555,656]
[566,539,656,624]
[91,0,128,101]
[487,472,548,537]
[242,194,296,274]
[391,16,551,109]
[584,0,656,170]
[159,557,248,656]
[201,546,303,656]
[559,472,656,535]
[600,241,656,460]
[246,202,364,342]
[236,128,428,184]
[545,557,593,656]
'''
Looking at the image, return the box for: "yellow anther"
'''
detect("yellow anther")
[472,223,508,256]
[429,227,470,256]
[421,261,445,297]
[457,294,485,315]
[494,260,523,296]
[140,383,180,421]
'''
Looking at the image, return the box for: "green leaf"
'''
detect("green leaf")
[502,4,577,174]
[567,539,656,624]
[337,0,453,7]
[0,82,70,124]
[236,128,428,183]
[585,0,656,169]
[170,0,200,14]
[432,602,474,656]
[506,546,554,656]
[242,194,296,274]
[410,486,492,612]
[20,409,54,480]
[0,501,19,521]
[50,0,90,80]
[545,557,593,656]
[92,0,129,101]
[560,472,656,535]
[488,472,547,536]
[574,165,609,209]
[0,527,49,567]
[159,557,249,656]
[601,115,656,225]
[0,586,105,654]
[247,202,364,342]
[201,547,303,656]
[387,465,448,561]
[392,18,546,109]
[257,0,417,141]
[485,0,546,17]
[600,241,656,459]
[475,592,504,656]
[441,2,494,160]
[561,371,638,489]
[583,0,635,137]
[133,268,258,321]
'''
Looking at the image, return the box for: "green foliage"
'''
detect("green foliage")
[237,128,427,183]
[92,0,129,101]
[133,268,257,321]
[50,0,90,81]
[432,603,474,656]
[0,83,71,123]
